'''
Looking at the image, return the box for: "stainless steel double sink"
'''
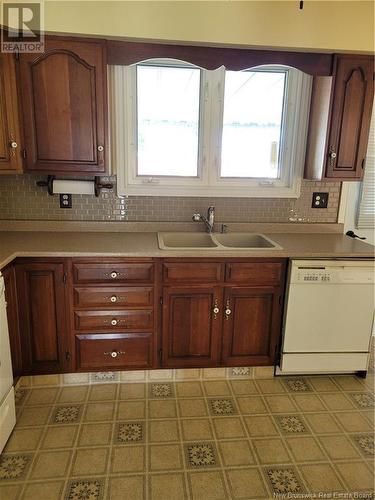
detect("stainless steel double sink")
[157,232,282,250]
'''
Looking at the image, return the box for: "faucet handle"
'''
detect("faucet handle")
[192,213,201,222]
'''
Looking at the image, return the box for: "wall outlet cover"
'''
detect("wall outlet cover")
[312,192,329,208]
[60,194,72,209]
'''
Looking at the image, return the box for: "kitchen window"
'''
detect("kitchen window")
[112,60,312,197]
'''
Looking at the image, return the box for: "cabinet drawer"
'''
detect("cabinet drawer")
[72,262,154,284]
[225,262,283,285]
[74,310,153,331]
[73,287,154,308]
[163,262,222,283]
[76,333,152,369]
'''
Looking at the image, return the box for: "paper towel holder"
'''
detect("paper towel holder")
[36,176,114,197]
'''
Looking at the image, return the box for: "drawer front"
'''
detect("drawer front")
[72,262,154,284]
[163,262,222,283]
[74,310,153,331]
[76,333,152,369]
[225,262,283,285]
[73,287,154,308]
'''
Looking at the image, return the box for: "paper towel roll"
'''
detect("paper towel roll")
[52,179,95,195]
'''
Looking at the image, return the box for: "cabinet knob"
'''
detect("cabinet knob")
[212,298,220,319]
[225,299,231,320]
[97,145,104,152]
[10,141,18,149]
[110,271,118,278]
[104,350,125,358]
[328,146,337,167]
[110,295,117,303]
[111,319,118,326]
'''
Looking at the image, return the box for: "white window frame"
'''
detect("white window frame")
[111,60,312,198]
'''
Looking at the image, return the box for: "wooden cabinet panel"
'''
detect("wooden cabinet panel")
[0,53,23,173]
[222,287,282,366]
[15,261,70,373]
[326,55,374,179]
[73,286,153,308]
[74,309,153,331]
[19,39,107,174]
[2,266,22,377]
[76,333,152,370]
[162,286,222,368]
[162,262,222,283]
[225,262,283,285]
[72,261,154,284]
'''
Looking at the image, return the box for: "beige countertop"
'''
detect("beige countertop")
[0,231,373,269]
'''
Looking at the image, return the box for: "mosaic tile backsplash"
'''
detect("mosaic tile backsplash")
[0,175,341,223]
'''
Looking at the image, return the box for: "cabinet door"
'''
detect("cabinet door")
[2,266,22,377]
[162,286,222,368]
[15,261,70,374]
[326,55,374,179]
[222,287,282,366]
[0,54,23,173]
[19,39,107,174]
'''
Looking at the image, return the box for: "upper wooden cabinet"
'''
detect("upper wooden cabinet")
[19,39,108,174]
[305,55,374,181]
[0,53,23,173]
[327,55,374,179]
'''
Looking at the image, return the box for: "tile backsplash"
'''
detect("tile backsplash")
[0,175,341,223]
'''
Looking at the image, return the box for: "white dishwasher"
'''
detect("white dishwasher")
[279,260,375,375]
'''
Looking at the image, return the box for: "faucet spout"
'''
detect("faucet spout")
[192,206,215,233]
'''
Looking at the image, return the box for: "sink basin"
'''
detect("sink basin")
[158,232,282,250]
[212,233,280,249]
[158,232,218,249]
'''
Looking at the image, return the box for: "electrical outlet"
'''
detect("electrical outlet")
[59,194,72,208]
[312,192,329,209]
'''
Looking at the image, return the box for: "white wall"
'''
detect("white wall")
[342,182,374,246]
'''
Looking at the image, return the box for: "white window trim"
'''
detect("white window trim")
[111,61,312,198]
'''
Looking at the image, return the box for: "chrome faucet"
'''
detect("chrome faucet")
[192,206,215,233]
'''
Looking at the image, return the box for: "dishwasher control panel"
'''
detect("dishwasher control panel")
[290,260,375,284]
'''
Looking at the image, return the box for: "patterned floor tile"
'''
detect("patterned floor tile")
[150,383,173,398]
[1,375,374,498]
[185,443,217,467]
[65,478,104,500]
[209,398,236,415]
[275,415,310,434]
[264,466,305,495]
[14,389,28,406]
[349,392,375,409]
[351,434,374,457]
[51,405,82,424]
[283,378,312,392]
[0,454,32,480]
[116,422,144,443]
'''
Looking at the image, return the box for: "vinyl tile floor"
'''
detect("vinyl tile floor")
[0,373,373,500]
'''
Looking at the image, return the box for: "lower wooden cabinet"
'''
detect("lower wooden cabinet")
[162,286,222,368]
[4,257,287,375]
[15,260,71,374]
[222,287,282,366]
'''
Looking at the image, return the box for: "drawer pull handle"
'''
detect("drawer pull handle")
[111,319,118,326]
[110,271,118,278]
[104,350,125,358]
[110,295,117,303]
